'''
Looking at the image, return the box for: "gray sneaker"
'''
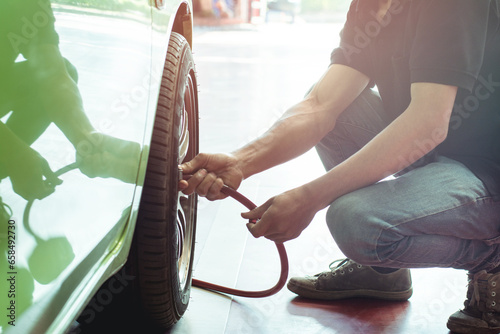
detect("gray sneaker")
[447,270,500,334]
[287,258,413,301]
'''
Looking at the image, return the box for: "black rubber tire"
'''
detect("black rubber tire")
[131,31,199,329]
[77,32,199,332]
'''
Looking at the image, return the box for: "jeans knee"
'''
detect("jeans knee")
[326,193,381,265]
[314,88,388,172]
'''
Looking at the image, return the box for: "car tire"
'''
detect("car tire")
[131,31,199,329]
[77,32,198,332]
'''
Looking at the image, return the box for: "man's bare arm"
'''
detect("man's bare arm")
[233,64,370,179]
[245,82,458,242]
[303,82,457,210]
[180,64,370,198]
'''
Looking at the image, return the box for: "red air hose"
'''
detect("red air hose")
[41,164,288,298]
[189,183,289,298]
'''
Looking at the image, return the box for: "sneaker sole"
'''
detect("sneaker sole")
[447,315,500,334]
[287,280,413,301]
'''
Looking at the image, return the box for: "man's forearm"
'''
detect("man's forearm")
[233,99,335,179]
[233,64,370,179]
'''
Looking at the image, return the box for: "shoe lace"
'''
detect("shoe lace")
[469,274,482,308]
[328,258,357,272]
[468,271,493,308]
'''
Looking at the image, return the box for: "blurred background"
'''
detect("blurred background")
[193,0,351,24]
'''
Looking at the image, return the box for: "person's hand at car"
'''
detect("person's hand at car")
[178,153,244,201]
[179,152,321,243]
[241,184,320,244]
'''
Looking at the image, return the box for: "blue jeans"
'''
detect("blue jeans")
[317,89,500,273]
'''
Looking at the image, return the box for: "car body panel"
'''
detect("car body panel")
[0,0,192,333]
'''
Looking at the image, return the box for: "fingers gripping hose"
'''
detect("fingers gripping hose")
[191,184,289,298]
[25,163,289,299]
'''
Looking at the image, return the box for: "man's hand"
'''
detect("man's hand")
[241,185,319,244]
[178,153,244,201]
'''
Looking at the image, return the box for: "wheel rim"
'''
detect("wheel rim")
[176,70,197,291]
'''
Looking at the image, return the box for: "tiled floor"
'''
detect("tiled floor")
[162,20,469,334]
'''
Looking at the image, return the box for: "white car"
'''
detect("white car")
[0,0,198,332]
